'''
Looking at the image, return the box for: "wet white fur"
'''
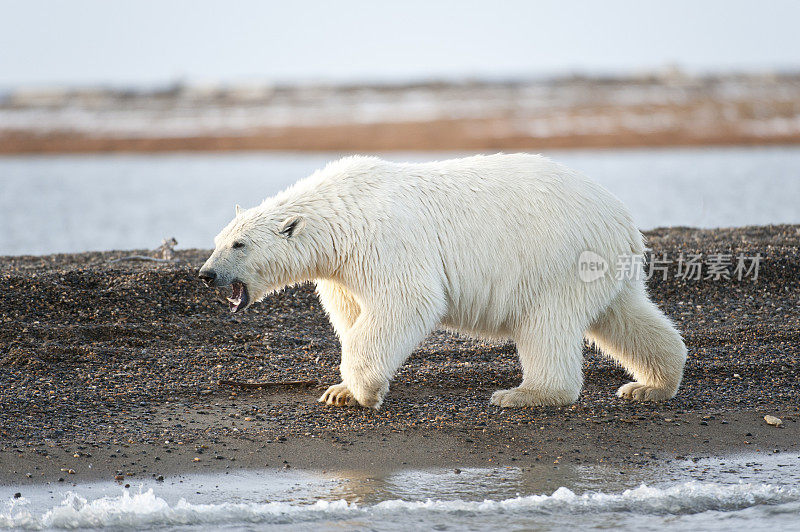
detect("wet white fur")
[202,154,687,409]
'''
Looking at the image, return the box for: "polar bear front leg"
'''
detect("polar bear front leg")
[315,280,361,339]
[319,380,390,409]
[320,306,436,409]
[491,317,584,407]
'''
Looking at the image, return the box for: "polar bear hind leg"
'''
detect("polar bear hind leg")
[491,307,585,408]
[587,281,687,401]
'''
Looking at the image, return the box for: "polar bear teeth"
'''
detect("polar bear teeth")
[227,281,248,313]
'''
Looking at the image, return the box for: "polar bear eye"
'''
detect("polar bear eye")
[232,241,245,249]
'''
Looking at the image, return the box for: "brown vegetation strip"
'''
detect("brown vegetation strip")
[2,121,800,154]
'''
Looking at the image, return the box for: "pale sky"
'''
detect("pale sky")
[1,0,799,88]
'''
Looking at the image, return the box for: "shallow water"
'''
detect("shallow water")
[2,454,800,531]
[1,146,799,255]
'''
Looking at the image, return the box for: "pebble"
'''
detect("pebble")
[764,415,783,427]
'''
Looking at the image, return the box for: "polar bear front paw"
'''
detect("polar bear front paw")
[318,383,358,407]
[616,382,676,402]
[490,387,576,407]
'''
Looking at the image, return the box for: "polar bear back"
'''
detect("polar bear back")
[273,153,644,336]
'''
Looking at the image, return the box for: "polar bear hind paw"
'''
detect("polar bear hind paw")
[490,387,577,407]
[319,383,358,407]
[616,382,675,402]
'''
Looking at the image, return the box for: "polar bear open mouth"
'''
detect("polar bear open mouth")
[227,281,249,313]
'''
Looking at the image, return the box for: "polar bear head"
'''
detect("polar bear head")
[198,204,316,313]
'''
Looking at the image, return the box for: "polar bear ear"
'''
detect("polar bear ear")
[235,204,242,216]
[279,215,304,238]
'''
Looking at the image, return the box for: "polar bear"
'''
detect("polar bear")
[199,154,687,409]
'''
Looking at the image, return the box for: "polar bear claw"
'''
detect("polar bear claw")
[318,383,358,407]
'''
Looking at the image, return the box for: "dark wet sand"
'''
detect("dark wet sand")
[1,225,798,485]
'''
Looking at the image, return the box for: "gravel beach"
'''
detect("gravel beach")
[1,225,798,485]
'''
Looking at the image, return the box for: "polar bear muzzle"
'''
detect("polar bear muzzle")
[198,269,250,313]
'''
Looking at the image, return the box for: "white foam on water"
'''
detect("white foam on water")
[2,480,798,531]
[4,454,800,530]
[1,490,353,530]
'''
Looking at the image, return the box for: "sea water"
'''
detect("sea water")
[1,146,799,255]
[2,454,799,531]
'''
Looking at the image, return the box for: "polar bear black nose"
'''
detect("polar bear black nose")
[198,270,216,287]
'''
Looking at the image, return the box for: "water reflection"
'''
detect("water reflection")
[319,463,653,506]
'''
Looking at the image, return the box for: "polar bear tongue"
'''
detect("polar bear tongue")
[227,281,249,313]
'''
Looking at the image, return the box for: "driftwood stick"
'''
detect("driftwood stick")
[109,256,181,263]
[218,379,319,389]
[108,237,182,264]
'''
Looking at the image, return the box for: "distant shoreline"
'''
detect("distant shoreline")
[1,225,798,484]
[3,73,800,154]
